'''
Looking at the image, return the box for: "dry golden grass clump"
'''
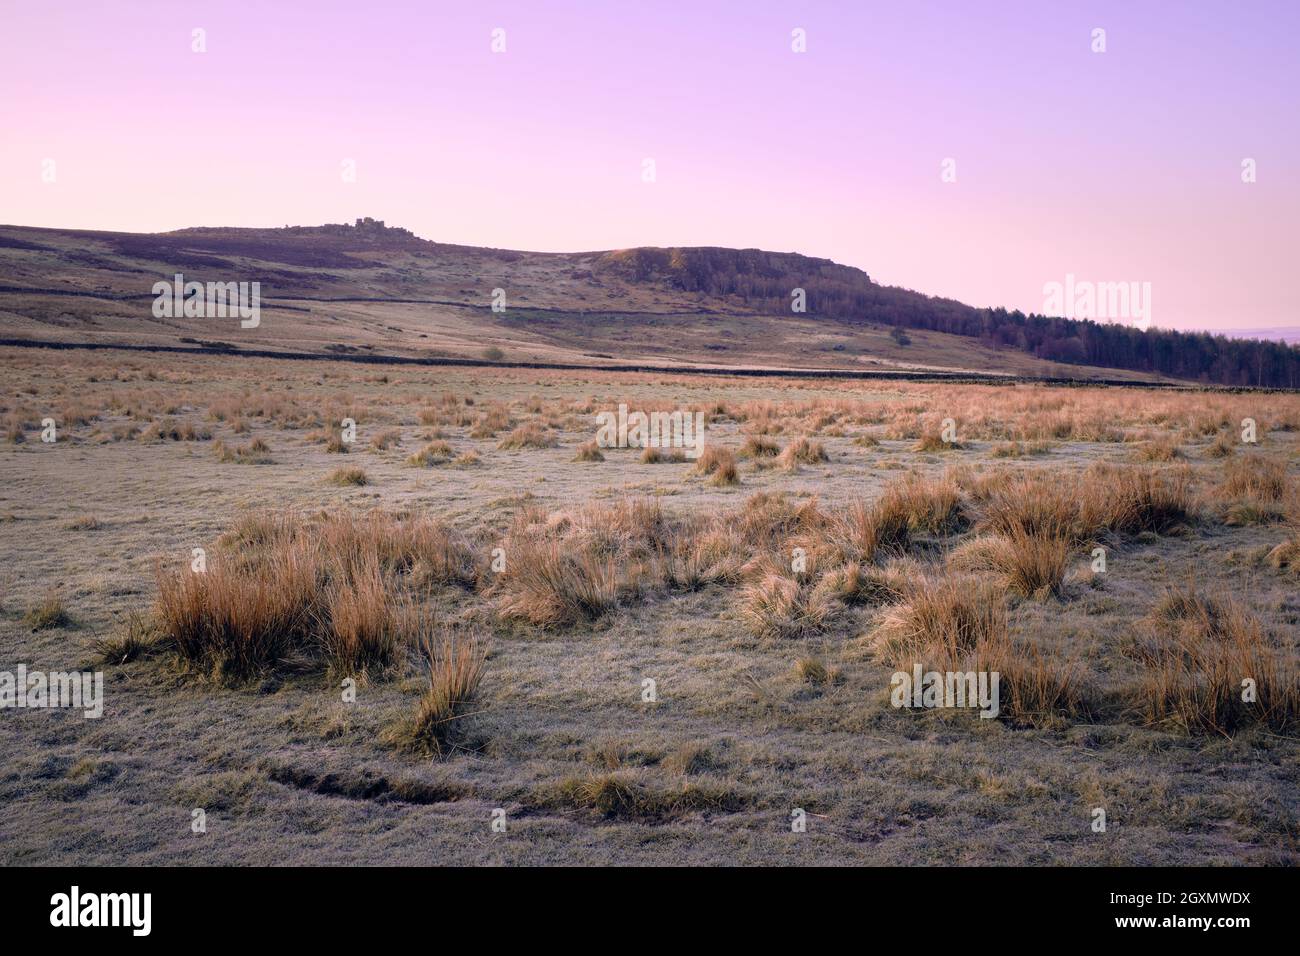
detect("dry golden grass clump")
[382,628,486,757]
[213,438,272,464]
[1135,435,1183,461]
[873,574,1087,726]
[663,522,747,590]
[218,511,297,553]
[573,440,605,462]
[369,428,401,450]
[1078,464,1196,536]
[640,445,687,464]
[327,466,369,487]
[549,772,744,820]
[730,492,828,556]
[981,464,1194,542]
[498,422,557,450]
[725,497,901,625]
[23,592,70,631]
[490,500,669,627]
[949,529,1069,598]
[737,565,838,640]
[777,437,829,469]
[842,473,964,557]
[693,445,739,485]
[59,402,97,426]
[740,434,780,458]
[1205,431,1236,458]
[1223,500,1287,527]
[794,656,829,685]
[140,419,211,442]
[93,611,165,666]
[890,471,965,534]
[1131,586,1300,734]
[154,543,322,680]
[875,575,1007,664]
[1221,454,1290,502]
[406,440,454,466]
[913,430,961,452]
[1267,534,1300,574]
[981,475,1079,541]
[812,561,908,607]
[322,557,402,671]
[315,511,478,587]
[469,405,513,438]
[151,511,478,680]
[494,540,622,627]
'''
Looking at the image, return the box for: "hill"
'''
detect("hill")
[0,221,1291,386]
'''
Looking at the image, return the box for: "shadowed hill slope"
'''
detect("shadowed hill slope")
[0,221,1292,387]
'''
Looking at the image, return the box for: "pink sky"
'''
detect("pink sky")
[2,0,1296,331]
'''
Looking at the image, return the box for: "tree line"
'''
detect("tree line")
[599,247,1299,388]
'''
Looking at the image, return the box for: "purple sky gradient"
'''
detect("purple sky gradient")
[2,0,1296,330]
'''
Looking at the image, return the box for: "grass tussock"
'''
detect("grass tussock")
[950,530,1069,598]
[874,574,1087,726]
[812,562,908,607]
[321,558,403,671]
[573,440,605,462]
[494,540,621,627]
[369,428,401,450]
[498,423,557,450]
[24,592,70,631]
[151,511,477,681]
[1132,586,1300,734]
[489,499,675,626]
[406,441,454,467]
[140,419,211,442]
[693,445,739,485]
[1221,455,1290,502]
[841,473,965,560]
[93,612,168,665]
[875,575,1007,663]
[740,435,780,458]
[549,771,745,820]
[327,466,369,486]
[1136,435,1183,461]
[640,445,687,464]
[982,465,1194,542]
[1267,535,1300,574]
[213,438,272,464]
[384,630,485,757]
[1205,431,1236,458]
[154,543,322,680]
[777,437,829,469]
[738,569,838,639]
[914,429,962,452]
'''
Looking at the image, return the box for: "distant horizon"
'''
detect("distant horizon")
[3,0,1297,335]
